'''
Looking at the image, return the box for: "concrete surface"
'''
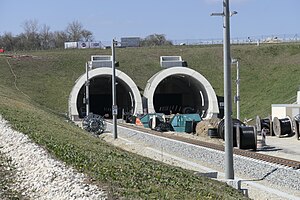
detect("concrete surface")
[257,134,300,162]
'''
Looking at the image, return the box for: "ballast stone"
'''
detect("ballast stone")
[0,116,107,200]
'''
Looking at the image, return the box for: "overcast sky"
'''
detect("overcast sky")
[0,0,299,41]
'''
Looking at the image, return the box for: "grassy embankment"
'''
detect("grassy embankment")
[0,43,300,199]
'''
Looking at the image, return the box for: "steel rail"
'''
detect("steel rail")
[114,121,300,170]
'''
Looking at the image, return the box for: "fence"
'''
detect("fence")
[171,33,300,46]
[100,33,300,47]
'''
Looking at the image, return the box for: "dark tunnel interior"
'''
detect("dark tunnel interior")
[153,75,209,116]
[77,76,134,119]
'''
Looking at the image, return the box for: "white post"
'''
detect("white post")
[112,39,118,139]
[233,59,241,149]
[85,62,90,116]
[236,60,240,120]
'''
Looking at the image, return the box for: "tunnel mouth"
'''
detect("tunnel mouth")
[153,74,209,116]
[76,75,134,119]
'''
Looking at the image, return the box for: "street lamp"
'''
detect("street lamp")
[211,0,237,180]
[230,11,238,17]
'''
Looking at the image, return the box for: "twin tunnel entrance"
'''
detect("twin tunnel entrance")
[69,67,220,121]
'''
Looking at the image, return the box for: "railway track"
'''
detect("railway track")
[114,121,300,170]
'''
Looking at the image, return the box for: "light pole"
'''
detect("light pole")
[112,39,118,139]
[85,62,90,116]
[232,59,240,120]
[232,58,241,149]
[211,0,237,179]
[223,0,234,180]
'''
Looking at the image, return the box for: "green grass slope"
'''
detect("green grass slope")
[0,90,247,199]
[1,43,299,199]
[2,43,300,119]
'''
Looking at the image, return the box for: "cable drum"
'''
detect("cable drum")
[238,126,256,150]
[208,128,218,138]
[293,114,300,140]
[256,115,273,135]
[272,117,292,137]
[82,113,107,135]
[218,118,245,147]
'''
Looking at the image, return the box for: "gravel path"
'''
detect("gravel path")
[0,116,107,200]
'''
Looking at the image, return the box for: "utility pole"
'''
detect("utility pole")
[223,0,234,180]
[211,0,236,179]
[112,39,118,139]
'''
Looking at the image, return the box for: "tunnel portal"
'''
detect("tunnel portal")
[69,68,143,121]
[153,75,208,115]
[143,67,219,118]
[77,76,134,118]
[69,65,219,122]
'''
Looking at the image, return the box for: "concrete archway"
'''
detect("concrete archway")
[143,67,219,118]
[69,68,143,121]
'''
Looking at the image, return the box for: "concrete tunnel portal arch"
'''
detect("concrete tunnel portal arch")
[69,68,143,121]
[143,67,219,118]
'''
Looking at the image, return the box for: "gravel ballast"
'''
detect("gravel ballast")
[0,116,107,200]
[106,123,300,197]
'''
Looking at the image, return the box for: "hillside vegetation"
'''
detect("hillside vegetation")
[0,43,299,198]
[1,43,300,119]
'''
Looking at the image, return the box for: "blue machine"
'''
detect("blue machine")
[139,113,165,128]
[170,114,201,133]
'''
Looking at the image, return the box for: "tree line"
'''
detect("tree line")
[0,19,173,51]
[0,20,93,51]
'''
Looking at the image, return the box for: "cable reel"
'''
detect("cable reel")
[82,113,107,134]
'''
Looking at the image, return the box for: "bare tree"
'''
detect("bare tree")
[66,20,83,41]
[1,19,94,50]
[81,29,93,42]
[14,33,27,50]
[22,19,39,36]
[0,32,15,51]
[141,34,173,46]
[22,19,40,49]
[40,24,52,49]
[53,31,68,48]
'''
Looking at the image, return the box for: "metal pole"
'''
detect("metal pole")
[223,0,234,179]
[233,59,241,149]
[112,39,118,139]
[236,60,240,120]
[85,62,90,116]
